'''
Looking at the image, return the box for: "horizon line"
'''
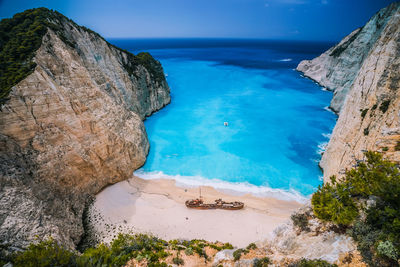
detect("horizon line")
[105,36,338,42]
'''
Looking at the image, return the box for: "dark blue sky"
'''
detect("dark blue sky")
[0,0,397,41]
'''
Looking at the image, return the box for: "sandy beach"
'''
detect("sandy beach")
[90,176,303,248]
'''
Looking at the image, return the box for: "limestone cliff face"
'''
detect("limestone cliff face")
[0,12,170,249]
[297,2,400,181]
[297,3,399,114]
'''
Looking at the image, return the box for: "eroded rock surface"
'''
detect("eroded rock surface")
[265,205,358,266]
[297,2,400,180]
[0,12,170,249]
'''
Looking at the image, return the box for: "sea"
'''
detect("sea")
[108,38,337,201]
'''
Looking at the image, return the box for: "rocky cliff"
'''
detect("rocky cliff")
[297,2,400,181]
[0,8,170,250]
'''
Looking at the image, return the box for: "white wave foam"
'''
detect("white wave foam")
[322,133,331,139]
[324,106,336,115]
[134,170,309,203]
[279,58,292,62]
[317,142,328,155]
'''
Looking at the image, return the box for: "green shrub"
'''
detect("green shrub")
[345,152,400,200]
[363,127,369,136]
[291,212,310,231]
[0,244,12,266]
[221,242,234,250]
[360,108,368,119]
[12,238,77,267]
[379,100,391,113]
[181,240,208,259]
[8,235,243,266]
[312,176,358,226]
[194,247,208,259]
[172,253,184,265]
[288,258,337,267]
[313,151,400,266]
[0,8,79,105]
[208,242,234,251]
[77,233,170,266]
[347,220,380,265]
[382,146,389,152]
[377,240,398,261]
[395,141,400,151]
[148,263,168,267]
[184,247,193,255]
[173,239,233,260]
[253,257,270,267]
[0,8,165,106]
[246,242,257,250]
[135,52,165,83]
[233,248,249,261]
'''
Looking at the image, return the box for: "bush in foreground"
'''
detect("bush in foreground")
[13,238,76,267]
[311,176,358,226]
[253,257,271,267]
[312,151,400,266]
[291,212,310,232]
[233,248,249,261]
[10,234,236,266]
[289,258,337,267]
[246,242,257,250]
[172,253,184,265]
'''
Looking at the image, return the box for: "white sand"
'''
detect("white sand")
[90,176,303,248]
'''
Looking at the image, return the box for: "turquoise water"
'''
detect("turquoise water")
[111,39,336,200]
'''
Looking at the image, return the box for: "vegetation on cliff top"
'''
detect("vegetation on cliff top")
[0,8,165,106]
[0,8,58,105]
[312,151,400,266]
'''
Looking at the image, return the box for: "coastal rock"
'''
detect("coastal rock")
[297,2,399,114]
[213,249,235,266]
[297,2,400,180]
[234,259,254,267]
[264,205,357,265]
[0,10,170,249]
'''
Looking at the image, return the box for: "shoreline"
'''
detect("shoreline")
[135,170,310,203]
[89,175,304,247]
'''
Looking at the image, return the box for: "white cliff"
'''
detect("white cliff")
[297,2,400,181]
[0,8,170,250]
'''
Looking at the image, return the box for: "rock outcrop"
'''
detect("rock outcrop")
[297,2,400,181]
[0,9,170,250]
[265,205,357,265]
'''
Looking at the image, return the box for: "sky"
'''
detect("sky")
[0,0,397,41]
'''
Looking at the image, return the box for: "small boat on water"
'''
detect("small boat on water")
[185,198,244,210]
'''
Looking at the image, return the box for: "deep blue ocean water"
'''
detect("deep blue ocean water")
[109,39,336,200]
